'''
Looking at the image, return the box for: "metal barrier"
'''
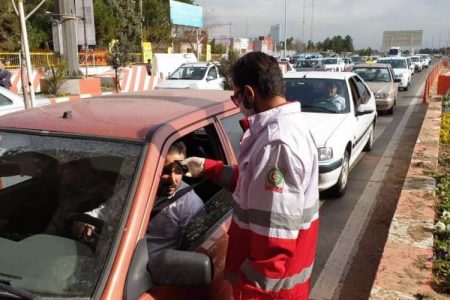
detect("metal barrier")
[423,59,446,104]
[0,51,226,68]
[0,52,61,68]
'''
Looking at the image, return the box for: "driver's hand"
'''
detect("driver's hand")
[72,221,94,238]
[182,157,205,177]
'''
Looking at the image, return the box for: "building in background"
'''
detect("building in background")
[253,36,273,54]
[381,30,423,54]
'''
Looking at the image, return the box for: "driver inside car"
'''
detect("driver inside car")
[69,141,204,254]
[146,140,204,255]
[319,83,345,111]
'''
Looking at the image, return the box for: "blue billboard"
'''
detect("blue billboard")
[170,0,203,28]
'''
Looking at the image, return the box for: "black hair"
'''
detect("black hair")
[168,140,187,157]
[231,52,285,99]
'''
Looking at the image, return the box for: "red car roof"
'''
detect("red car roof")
[0,89,234,141]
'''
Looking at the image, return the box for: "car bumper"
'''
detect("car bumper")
[318,159,343,191]
[375,97,395,110]
[397,77,408,88]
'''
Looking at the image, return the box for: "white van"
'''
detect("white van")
[388,47,402,57]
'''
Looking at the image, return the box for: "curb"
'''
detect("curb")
[369,94,442,299]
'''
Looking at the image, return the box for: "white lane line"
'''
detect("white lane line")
[310,82,426,300]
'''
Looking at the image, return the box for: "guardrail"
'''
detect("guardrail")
[423,58,449,103]
[1,51,223,69]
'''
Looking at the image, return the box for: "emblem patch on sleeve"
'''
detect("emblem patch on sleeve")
[265,167,286,193]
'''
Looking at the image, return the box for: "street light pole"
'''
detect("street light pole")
[284,0,287,58]
[82,0,88,76]
[17,0,36,108]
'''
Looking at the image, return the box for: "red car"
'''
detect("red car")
[0,90,242,299]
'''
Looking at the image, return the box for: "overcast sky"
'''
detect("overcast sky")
[195,0,450,50]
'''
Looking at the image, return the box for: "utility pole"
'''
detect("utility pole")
[302,0,305,48]
[310,0,314,44]
[59,0,79,76]
[284,0,287,58]
[16,0,37,108]
[82,0,88,76]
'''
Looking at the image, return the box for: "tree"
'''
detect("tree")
[286,37,294,50]
[142,0,194,49]
[306,40,315,50]
[217,50,239,90]
[0,2,20,51]
[343,35,354,52]
[211,38,226,54]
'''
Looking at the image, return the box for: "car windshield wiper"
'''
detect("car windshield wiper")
[0,282,35,300]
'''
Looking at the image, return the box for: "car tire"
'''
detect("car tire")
[330,150,350,197]
[387,104,394,115]
[404,84,408,91]
[364,123,375,151]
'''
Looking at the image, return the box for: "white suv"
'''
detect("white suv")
[155,62,224,90]
[321,57,346,72]
[377,57,411,91]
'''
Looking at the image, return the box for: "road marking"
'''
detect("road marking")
[310,81,426,300]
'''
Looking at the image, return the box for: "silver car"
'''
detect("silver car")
[352,64,399,114]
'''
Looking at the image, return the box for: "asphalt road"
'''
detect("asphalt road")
[309,62,437,300]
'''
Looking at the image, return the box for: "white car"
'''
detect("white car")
[0,87,50,116]
[377,57,411,91]
[284,71,377,196]
[418,54,430,68]
[406,57,415,75]
[322,57,346,72]
[155,62,224,90]
[342,58,355,71]
[410,56,423,72]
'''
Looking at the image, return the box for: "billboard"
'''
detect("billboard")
[382,30,423,53]
[270,24,280,44]
[170,0,203,28]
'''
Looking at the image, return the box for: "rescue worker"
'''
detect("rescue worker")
[183,52,319,299]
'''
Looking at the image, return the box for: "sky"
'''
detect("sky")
[195,0,450,50]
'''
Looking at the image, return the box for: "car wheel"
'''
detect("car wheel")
[364,123,375,151]
[404,84,408,91]
[387,104,394,115]
[330,150,350,197]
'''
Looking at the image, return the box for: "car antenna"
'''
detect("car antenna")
[62,110,72,119]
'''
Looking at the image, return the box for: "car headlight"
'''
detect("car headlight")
[375,92,389,99]
[318,147,333,161]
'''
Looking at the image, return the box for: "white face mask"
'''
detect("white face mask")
[238,90,256,117]
[239,101,256,117]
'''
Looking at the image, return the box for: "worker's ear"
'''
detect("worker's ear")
[242,85,255,109]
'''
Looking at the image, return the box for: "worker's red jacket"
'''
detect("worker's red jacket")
[202,102,319,299]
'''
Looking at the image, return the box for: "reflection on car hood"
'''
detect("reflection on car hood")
[301,112,347,146]
[156,79,202,89]
[366,82,391,94]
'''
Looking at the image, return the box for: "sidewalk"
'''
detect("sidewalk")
[370,75,446,299]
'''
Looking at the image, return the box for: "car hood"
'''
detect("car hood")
[156,79,203,89]
[301,112,348,146]
[366,82,391,94]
